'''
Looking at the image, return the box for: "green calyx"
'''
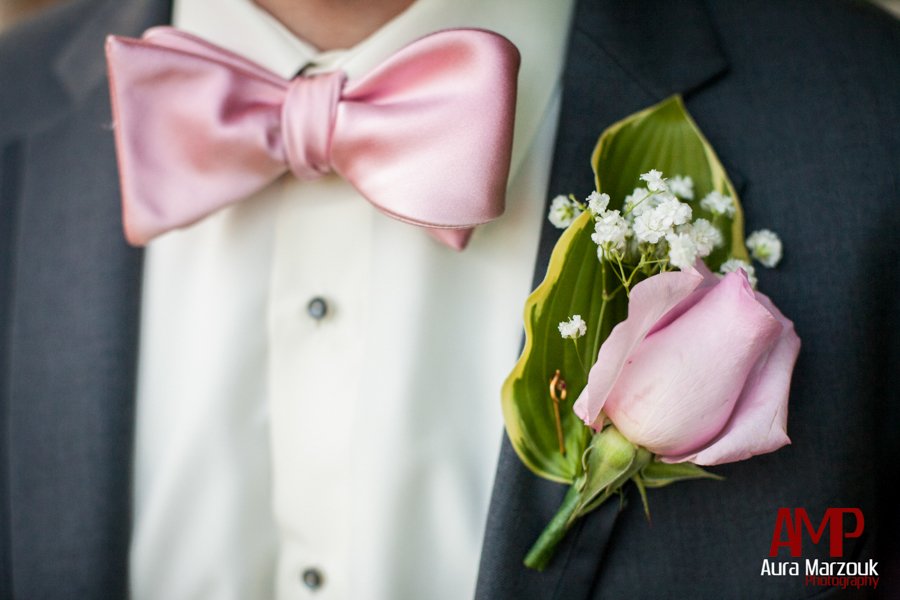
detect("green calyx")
[524,425,722,571]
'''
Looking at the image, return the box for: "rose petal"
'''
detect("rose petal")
[666,289,800,465]
[573,269,705,427]
[604,271,782,457]
[645,261,719,337]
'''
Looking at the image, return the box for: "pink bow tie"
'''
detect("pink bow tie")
[105,27,520,250]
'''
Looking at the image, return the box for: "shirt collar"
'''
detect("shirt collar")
[172,0,575,183]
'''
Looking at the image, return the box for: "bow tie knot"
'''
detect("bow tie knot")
[281,71,346,180]
[106,27,520,249]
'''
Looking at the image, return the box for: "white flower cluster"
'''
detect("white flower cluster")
[588,170,728,270]
[591,210,629,259]
[718,229,782,287]
[558,314,587,339]
[668,175,694,200]
[547,169,785,280]
[548,195,583,229]
[640,169,668,192]
[586,191,610,215]
[699,190,736,217]
[746,229,782,268]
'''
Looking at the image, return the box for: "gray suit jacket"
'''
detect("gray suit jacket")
[1,0,898,598]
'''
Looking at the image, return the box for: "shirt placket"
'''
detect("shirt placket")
[267,173,373,599]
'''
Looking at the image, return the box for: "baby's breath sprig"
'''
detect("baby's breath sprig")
[548,170,784,295]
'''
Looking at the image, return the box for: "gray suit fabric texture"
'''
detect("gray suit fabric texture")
[0,0,898,598]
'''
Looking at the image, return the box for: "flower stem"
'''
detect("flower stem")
[613,256,630,293]
[523,484,581,571]
[591,261,609,361]
[572,340,588,378]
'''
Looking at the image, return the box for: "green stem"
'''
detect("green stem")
[524,484,581,571]
[572,341,588,378]
[614,256,629,292]
[591,261,609,361]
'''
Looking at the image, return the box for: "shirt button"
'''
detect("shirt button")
[301,567,324,591]
[306,297,329,321]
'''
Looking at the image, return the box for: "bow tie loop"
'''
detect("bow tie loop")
[281,71,346,180]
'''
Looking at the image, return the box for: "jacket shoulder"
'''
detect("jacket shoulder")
[807,0,900,68]
[707,0,900,133]
[723,0,900,77]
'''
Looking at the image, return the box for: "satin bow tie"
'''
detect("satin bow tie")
[104,27,520,250]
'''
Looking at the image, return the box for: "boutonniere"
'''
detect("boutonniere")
[502,96,801,570]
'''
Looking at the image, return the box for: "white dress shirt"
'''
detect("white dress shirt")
[129,1,575,598]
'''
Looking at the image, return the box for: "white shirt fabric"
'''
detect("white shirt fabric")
[129,1,575,599]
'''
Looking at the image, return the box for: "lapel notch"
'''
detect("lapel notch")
[577,0,728,102]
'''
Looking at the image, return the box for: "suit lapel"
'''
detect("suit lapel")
[3,0,169,597]
[476,1,728,598]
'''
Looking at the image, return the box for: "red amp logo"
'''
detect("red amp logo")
[761,508,879,591]
[769,508,863,558]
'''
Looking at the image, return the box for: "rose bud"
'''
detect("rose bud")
[573,263,800,465]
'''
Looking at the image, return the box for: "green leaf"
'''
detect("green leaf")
[639,460,724,489]
[502,94,749,484]
[592,95,748,267]
[632,475,651,521]
[501,211,623,483]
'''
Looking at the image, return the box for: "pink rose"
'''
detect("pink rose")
[573,264,800,466]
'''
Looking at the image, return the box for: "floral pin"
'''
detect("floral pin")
[501,96,801,570]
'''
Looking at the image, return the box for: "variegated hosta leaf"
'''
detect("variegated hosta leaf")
[501,211,617,483]
[502,94,748,484]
